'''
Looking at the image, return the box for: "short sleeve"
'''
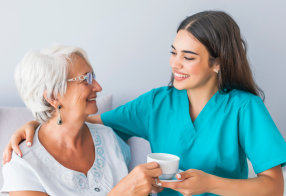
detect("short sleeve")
[101,89,154,140]
[239,96,286,174]
[1,152,46,194]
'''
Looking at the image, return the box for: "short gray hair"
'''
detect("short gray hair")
[15,44,91,123]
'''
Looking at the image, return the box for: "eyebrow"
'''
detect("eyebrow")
[171,45,199,55]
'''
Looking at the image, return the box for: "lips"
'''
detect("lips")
[87,96,97,102]
[174,72,190,78]
[173,71,190,81]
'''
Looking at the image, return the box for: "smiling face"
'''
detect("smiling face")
[170,30,219,91]
[57,55,102,121]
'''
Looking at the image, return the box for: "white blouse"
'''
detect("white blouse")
[1,123,130,196]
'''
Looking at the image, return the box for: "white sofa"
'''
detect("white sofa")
[0,95,285,195]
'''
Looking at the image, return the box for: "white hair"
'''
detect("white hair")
[15,44,91,123]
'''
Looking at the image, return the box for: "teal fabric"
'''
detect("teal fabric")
[101,87,286,196]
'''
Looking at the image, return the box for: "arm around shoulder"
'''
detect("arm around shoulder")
[86,114,103,124]
[9,191,48,196]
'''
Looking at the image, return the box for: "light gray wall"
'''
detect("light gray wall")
[0,0,285,138]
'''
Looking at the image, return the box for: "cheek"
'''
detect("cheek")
[64,86,88,106]
[185,62,201,75]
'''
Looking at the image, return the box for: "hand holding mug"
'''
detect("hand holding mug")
[108,162,163,196]
[147,153,180,180]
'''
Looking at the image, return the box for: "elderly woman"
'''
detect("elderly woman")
[1,45,162,196]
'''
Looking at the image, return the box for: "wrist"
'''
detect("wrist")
[30,120,39,129]
[109,178,132,196]
[207,174,220,194]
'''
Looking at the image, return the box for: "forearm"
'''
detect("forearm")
[86,114,103,124]
[209,173,284,196]
[30,120,40,129]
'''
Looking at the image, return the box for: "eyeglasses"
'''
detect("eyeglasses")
[67,72,96,85]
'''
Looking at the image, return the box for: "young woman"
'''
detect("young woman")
[3,11,286,196]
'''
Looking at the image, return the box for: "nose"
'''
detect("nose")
[170,55,183,70]
[92,79,102,92]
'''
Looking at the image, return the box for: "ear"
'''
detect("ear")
[43,91,58,109]
[212,58,220,73]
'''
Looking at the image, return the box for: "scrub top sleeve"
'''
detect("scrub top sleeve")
[1,152,45,193]
[239,96,286,174]
[101,90,154,140]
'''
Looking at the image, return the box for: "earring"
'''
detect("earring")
[213,69,219,74]
[57,105,62,125]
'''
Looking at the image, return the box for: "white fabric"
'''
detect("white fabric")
[1,123,130,196]
[0,95,113,193]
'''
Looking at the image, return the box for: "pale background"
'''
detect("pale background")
[0,0,285,138]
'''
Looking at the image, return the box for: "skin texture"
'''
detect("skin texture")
[3,31,285,195]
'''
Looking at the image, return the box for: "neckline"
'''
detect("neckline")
[183,90,220,130]
[35,124,98,179]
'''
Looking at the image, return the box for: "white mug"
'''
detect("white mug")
[147,153,180,180]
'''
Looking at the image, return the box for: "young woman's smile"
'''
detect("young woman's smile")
[170,30,218,91]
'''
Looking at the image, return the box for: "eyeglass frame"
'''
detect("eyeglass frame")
[67,72,96,85]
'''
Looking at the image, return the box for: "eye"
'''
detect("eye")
[184,57,195,60]
[170,51,176,55]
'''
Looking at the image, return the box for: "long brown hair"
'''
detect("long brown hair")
[169,10,264,100]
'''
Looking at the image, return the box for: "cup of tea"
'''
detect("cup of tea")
[147,153,180,180]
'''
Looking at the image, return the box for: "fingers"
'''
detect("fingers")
[10,132,26,157]
[176,169,196,180]
[150,177,162,187]
[2,142,13,164]
[151,184,164,193]
[147,167,163,178]
[25,128,35,147]
[176,171,187,180]
[24,120,37,146]
[10,137,23,158]
[145,161,160,169]
[160,181,183,190]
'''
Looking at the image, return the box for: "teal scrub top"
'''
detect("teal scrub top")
[101,87,286,196]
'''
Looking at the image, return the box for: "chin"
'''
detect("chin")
[86,106,98,115]
[173,83,188,91]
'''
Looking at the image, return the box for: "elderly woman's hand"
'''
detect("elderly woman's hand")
[160,169,213,196]
[2,120,39,164]
[108,162,163,196]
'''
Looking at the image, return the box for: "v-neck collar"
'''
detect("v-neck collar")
[183,90,220,131]
[35,124,104,183]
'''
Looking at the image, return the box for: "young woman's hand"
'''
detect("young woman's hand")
[86,114,103,124]
[162,166,283,196]
[108,162,163,196]
[2,120,39,164]
[160,169,213,196]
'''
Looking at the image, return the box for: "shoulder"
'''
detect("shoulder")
[222,89,262,108]
[86,123,117,142]
[136,86,175,99]
[3,130,42,174]
[1,151,45,193]
[87,123,114,135]
[146,86,181,104]
[18,133,40,157]
[149,86,177,96]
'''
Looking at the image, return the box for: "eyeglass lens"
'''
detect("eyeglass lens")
[86,72,95,84]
